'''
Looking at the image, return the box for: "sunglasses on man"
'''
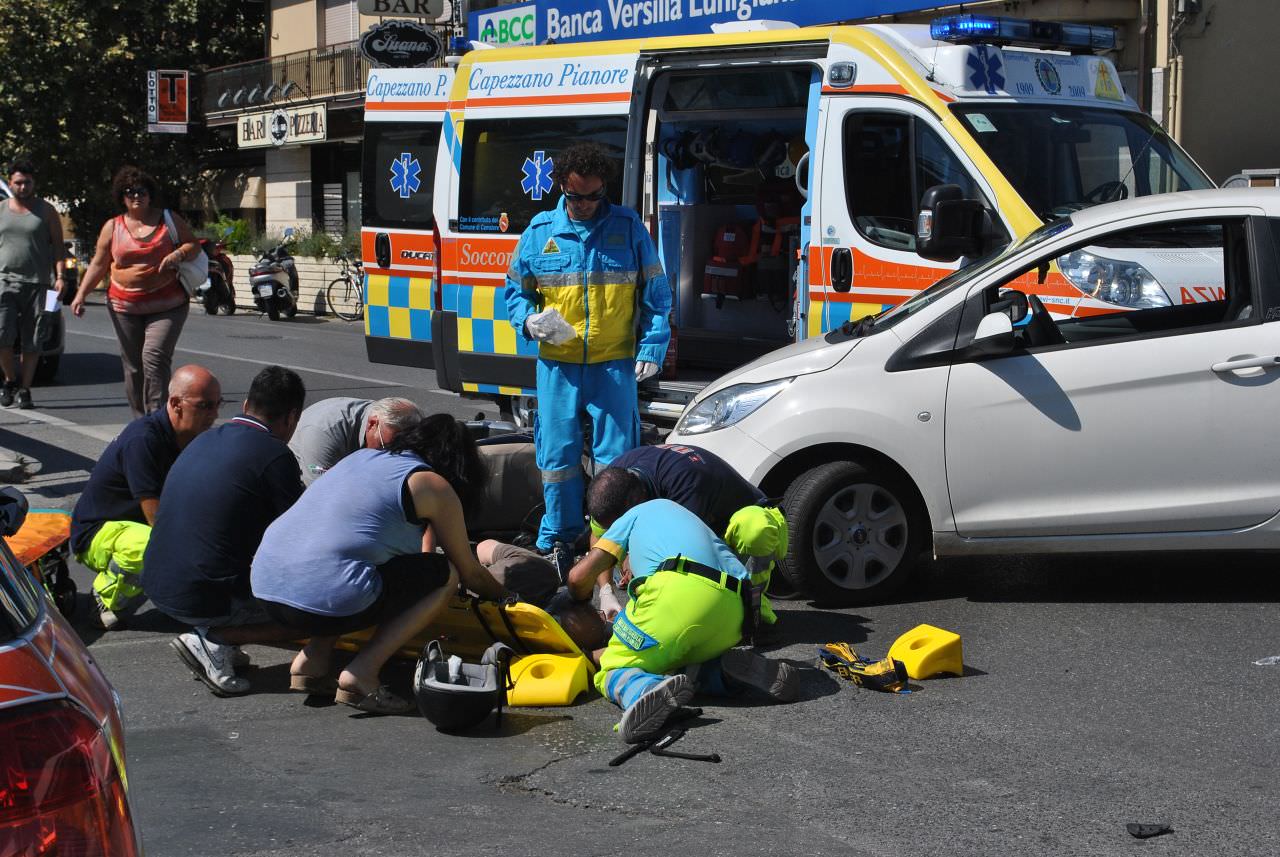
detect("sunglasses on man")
[183,397,226,412]
[562,187,607,202]
[123,187,150,198]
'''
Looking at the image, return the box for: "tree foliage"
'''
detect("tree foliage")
[0,0,263,239]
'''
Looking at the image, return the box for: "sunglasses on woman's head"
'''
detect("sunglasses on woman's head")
[123,187,150,198]
[562,187,606,202]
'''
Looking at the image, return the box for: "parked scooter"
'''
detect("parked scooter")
[249,228,298,320]
[196,238,236,315]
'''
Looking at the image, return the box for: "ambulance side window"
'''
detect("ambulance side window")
[456,116,628,234]
[362,123,441,229]
[843,112,984,252]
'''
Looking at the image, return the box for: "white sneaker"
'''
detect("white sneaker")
[618,674,695,744]
[171,628,250,696]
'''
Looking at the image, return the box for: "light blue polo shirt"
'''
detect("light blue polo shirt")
[596,499,749,583]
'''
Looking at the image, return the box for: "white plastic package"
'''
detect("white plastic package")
[526,308,576,346]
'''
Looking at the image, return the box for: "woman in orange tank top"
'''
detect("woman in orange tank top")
[70,167,200,417]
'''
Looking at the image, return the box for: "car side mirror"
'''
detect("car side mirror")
[965,311,1015,357]
[916,184,987,263]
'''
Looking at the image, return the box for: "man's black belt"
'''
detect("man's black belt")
[655,556,744,594]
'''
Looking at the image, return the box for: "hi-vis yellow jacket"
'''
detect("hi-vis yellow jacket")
[504,198,671,365]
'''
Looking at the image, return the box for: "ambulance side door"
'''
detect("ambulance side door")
[812,97,1000,333]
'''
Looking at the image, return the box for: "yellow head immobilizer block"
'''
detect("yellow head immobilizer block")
[887,624,963,680]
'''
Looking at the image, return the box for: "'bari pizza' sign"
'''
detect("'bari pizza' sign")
[238,105,328,149]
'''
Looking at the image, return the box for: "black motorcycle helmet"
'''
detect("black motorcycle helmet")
[413,640,514,732]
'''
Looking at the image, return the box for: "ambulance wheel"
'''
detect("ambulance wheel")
[780,460,926,605]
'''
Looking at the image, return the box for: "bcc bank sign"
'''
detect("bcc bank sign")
[475,5,538,46]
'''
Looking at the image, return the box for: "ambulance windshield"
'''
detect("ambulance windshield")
[952,105,1212,221]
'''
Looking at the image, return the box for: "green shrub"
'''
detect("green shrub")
[195,218,358,260]
[195,215,257,255]
[293,228,343,259]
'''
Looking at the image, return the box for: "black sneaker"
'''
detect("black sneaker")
[543,541,575,584]
[15,388,32,410]
[0,383,14,407]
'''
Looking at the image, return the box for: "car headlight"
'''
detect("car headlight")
[1057,250,1171,308]
[676,378,792,435]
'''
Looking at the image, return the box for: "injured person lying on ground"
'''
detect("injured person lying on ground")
[566,497,799,743]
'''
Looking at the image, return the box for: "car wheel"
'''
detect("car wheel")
[780,460,926,605]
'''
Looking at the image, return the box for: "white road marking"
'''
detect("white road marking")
[2,407,123,443]
[69,329,413,388]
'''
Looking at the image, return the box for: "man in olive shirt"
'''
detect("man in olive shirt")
[0,160,65,408]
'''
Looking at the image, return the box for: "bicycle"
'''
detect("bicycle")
[326,254,366,322]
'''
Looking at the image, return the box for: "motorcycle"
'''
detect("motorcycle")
[248,229,298,321]
[196,238,236,315]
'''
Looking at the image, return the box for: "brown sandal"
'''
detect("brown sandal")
[289,674,338,695]
[335,685,412,715]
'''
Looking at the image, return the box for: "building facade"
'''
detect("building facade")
[201,0,450,236]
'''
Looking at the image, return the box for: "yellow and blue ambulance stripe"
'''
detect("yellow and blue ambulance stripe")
[440,281,539,396]
[807,299,893,338]
[365,271,434,341]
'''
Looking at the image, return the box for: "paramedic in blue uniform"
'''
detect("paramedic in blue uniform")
[504,142,671,574]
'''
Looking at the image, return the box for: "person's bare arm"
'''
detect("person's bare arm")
[567,548,617,602]
[409,470,508,600]
[159,211,200,273]
[70,221,114,316]
[139,497,159,525]
[43,206,65,281]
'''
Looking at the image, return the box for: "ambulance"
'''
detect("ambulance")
[359,14,1213,423]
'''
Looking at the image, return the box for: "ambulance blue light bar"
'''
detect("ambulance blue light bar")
[930,15,1117,53]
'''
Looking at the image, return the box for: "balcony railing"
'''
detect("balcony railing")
[202,40,369,119]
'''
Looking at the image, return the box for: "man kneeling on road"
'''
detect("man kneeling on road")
[70,365,221,630]
[587,443,788,628]
[289,396,424,485]
[142,366,309,696]
[567,497,797,743]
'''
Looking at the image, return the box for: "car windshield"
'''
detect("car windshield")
[865,218,1072,334]
[952,105,1212,221]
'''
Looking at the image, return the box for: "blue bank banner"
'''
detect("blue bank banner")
[470,0,943,47]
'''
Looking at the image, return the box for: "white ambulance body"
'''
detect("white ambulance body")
[360,16,1214,420]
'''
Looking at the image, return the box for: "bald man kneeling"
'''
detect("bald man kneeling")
[71,364,223,630]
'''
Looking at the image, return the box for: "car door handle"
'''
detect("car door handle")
[1211,355,1280,373]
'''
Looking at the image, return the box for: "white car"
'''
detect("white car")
[669,188,1280,603]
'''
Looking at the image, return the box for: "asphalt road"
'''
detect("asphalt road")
[6,301,1280,856]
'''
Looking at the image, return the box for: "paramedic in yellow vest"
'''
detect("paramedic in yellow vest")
[504,143,671,575]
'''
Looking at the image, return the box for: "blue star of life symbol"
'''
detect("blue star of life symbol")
[967,45,1005,94]
[521,150,555,201]
[389,152,421,199]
